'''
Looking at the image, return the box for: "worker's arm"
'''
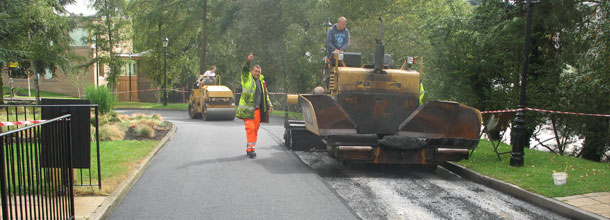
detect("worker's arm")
[326,28,339,52]
[241,53,253,84]
[340,30,350,51]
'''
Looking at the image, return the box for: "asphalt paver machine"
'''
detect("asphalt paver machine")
[284,18,482,166]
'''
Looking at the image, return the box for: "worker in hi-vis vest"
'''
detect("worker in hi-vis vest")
[235,53,273,159]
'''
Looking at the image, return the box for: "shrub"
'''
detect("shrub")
[151,114,163,121]
[99,124,125,141]
[136,119,161,129]
[85,85,117,115]
[134,124,155,138]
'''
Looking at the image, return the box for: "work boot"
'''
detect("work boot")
[247,150,257,159]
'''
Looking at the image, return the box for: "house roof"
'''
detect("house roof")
[117,51,151,60]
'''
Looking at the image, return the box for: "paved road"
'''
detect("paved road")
[108,109,569,220]
[108,109,357,220]
[296,152,569,220]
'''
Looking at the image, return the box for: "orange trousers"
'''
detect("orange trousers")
[243,108,261,152]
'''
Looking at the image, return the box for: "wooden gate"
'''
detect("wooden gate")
[117,76,139,102]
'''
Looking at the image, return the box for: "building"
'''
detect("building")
[2,24,156,102]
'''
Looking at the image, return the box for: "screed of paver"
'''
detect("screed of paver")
[599,211,610,219]
[565,197,602,207]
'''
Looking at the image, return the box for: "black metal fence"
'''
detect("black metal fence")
[0,114,74,220]
[0,103,101,189]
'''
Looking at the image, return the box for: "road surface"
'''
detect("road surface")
[109,109,567,220]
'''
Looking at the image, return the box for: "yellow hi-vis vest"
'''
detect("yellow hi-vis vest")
[419,83,425,105]
[236,62,272,119]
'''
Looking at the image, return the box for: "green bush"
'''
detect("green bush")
[85,86,117,115]
[151,114,163,121]
[134,124,155,138]
[99,124,125,141]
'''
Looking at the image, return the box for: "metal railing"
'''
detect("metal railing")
[0,114,75,220]
[0,104,101,189]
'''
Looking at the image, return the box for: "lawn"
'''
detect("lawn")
[75,140,159,195]
[3,87,75,98]
[270,109,303,119]
[115,101,187,110]
[457,140,610,198]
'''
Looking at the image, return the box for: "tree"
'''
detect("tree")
[0,0,77,104]
[91,0,130,91]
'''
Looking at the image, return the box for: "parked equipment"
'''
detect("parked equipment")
[188,76,236,120]
[284,18,482,165]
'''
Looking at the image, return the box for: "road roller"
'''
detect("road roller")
[284,18,482,166]
[188,76,236,120]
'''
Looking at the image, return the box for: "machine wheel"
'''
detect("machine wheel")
[188,102,201,119]
[201,103,209,121]
[283,129,293,149]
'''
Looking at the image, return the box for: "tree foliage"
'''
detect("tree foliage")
[124,0,608,161]
[0,0,77,103]
[90,0,130,90]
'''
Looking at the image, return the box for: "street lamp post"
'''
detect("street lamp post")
[162,35,168,106]
[510,0,537,167]
[324,18,332,35]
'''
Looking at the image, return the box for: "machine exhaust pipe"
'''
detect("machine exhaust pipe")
[374,17,385,74]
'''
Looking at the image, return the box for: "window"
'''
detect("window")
[120,62,137,76]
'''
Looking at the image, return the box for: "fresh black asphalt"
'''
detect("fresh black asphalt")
[107,109,357,220]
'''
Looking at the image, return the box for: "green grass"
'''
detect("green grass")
[3,87,74,98]
[457,140,610,198]
[75,140,159,195]
[115,101,187,110]
[270,110,303,119]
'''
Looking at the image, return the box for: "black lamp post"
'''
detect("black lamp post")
[323,18,332,54]
[324,18,332,33]
[511,0,537,167]
[162,34,168,106]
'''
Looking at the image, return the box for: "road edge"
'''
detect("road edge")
[87,121,177,220]
[441,162,607,220]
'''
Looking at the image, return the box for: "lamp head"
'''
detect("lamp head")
[162,35,169,48]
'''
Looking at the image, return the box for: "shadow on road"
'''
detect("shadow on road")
[175,155,246,169]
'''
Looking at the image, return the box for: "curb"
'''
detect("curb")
[441,162,607,220]
[87,122,177,220]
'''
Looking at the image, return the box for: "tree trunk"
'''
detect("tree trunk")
[581,118,609,162]
[105,0,115,90]
[1,63,4,105]
[199,0,208,75]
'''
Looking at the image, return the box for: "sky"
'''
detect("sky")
[65,0,96,16]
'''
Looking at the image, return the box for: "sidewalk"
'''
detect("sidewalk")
[75,196,106,220]
[555,192,610,219]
